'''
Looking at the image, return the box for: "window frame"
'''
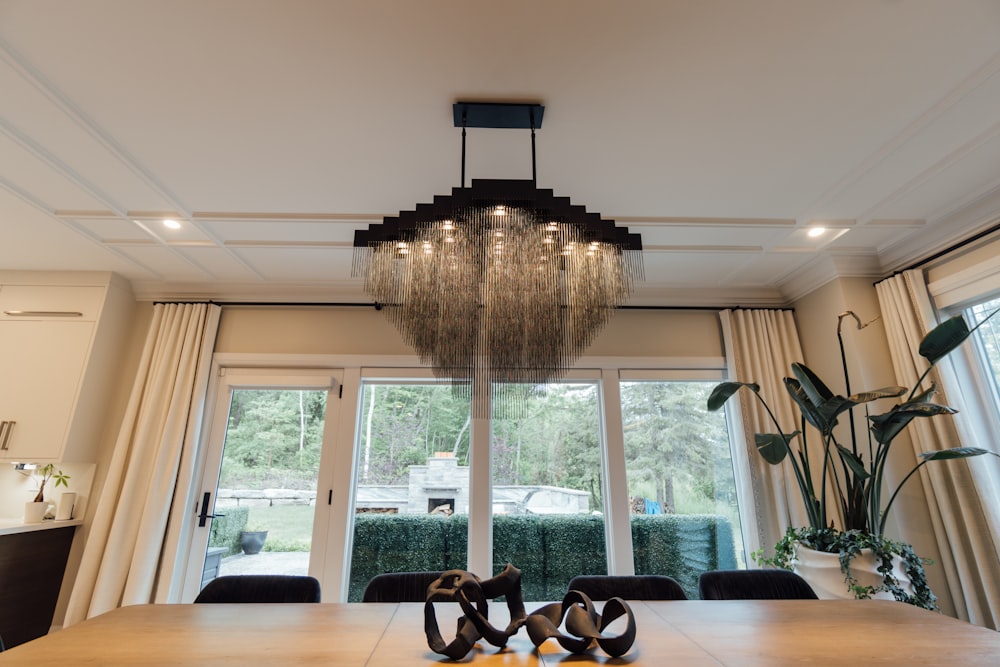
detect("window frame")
[205,354,751,600]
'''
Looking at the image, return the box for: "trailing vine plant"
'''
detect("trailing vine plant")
[754,526,937,610]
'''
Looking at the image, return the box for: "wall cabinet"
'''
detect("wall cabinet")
[0,274,133,463]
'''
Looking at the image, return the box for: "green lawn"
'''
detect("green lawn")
[244,504,314,552]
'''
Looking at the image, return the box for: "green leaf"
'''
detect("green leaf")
[707,381,758,411]
[918,447,990,461]
[755,432,798,465]
[814,386,907,432]
[784,377,832,434]
[787,366,906,434]
[814,395,856,426]
[848,387,908,403]
[918,309,1000,367]
[836,445,870,479]
[869,402,958,445]
[790,363,834,408]
[919,316,971,366]
[816,387,906,425]
[909,383,937,404]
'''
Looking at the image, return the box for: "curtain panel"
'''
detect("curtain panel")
[720,309,809,556]
[64,303,221,625]
[876,271,1000,629]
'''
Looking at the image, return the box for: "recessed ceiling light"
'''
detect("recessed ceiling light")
[807,227,826,238]
[163,219,181,229]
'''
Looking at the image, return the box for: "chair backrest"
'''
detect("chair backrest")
[698,569,818,600]
[567,575,688,601]
[194,575,322,603]
[362,571,445,602]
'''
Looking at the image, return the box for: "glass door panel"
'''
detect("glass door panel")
[185,370,341,601]
[491,382,607,601]
[346,381,472,601]
[619,380,745,597]
[207,388,326,578]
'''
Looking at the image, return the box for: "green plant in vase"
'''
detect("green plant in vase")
[708,309,999,609]
[21,463,71,503]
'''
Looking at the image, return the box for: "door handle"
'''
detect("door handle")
[197,491,225,527]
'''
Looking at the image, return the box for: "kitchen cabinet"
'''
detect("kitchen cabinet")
[0,273,133,463]
[0,523,78,648]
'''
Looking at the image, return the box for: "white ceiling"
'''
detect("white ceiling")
[1,0,999,306]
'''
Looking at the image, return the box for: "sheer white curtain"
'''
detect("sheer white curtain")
[876,271,1000,629]
[65,303,221,625]
[720,309,809,556]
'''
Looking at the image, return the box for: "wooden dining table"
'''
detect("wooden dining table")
[1,599,997,666]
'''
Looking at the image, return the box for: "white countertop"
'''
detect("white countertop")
[0,517,82,536]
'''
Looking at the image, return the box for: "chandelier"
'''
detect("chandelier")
[353,102,642,410]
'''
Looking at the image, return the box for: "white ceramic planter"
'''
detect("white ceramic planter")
[792,542,913,600]
[23,501,51,524]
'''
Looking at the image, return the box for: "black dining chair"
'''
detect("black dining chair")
[567,574,688,601]
[194,574,322,603]
[698,569,818,600]
[362,571,445,602]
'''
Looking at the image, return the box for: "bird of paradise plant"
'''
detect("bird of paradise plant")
[707,308,998,607]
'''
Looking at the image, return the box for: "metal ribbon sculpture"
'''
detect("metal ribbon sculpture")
[423,565,637,660]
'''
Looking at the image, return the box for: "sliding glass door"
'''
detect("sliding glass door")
[183,368,343,601]
[187,364,749,600]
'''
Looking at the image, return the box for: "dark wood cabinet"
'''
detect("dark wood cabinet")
[0,525,76,649]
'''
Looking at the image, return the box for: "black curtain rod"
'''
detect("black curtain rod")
[151,300,375,307]
[618,305,794,312]
[149,300,791,312]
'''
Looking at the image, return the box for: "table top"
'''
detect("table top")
[2,600,998,666]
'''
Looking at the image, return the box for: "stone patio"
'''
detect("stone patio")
[218,551,310,577]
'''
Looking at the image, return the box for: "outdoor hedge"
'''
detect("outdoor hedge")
[209,505,249,556]
[348,513,735,601]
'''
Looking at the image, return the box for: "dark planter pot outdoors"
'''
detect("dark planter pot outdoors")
[240,530,268,555]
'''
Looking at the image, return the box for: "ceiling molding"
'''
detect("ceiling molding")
[2,4,998,307]
[858,119,1000,223]
[801,48,1000,222]
[0,114,127,217]
[0,34,192,218]
[777,251,883,304]
[878,186,1000,272]
[612,217,797,227]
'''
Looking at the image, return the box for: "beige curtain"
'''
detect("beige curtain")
[720,309,810,556]
[876,271,1000,629]
[65,303,221,625]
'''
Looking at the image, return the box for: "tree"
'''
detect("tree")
[620,381,733,512]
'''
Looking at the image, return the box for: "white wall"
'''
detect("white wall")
[214,305,725,359]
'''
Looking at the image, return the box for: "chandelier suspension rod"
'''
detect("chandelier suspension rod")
[530,107,537,186]
[457,104,539,189]
[461,108,468,188]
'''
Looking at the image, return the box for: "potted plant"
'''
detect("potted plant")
[20,463,71,523]
[708,309,998,609]
[239,527,268,555]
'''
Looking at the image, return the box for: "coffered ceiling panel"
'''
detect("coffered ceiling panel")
[0,1,998,306]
